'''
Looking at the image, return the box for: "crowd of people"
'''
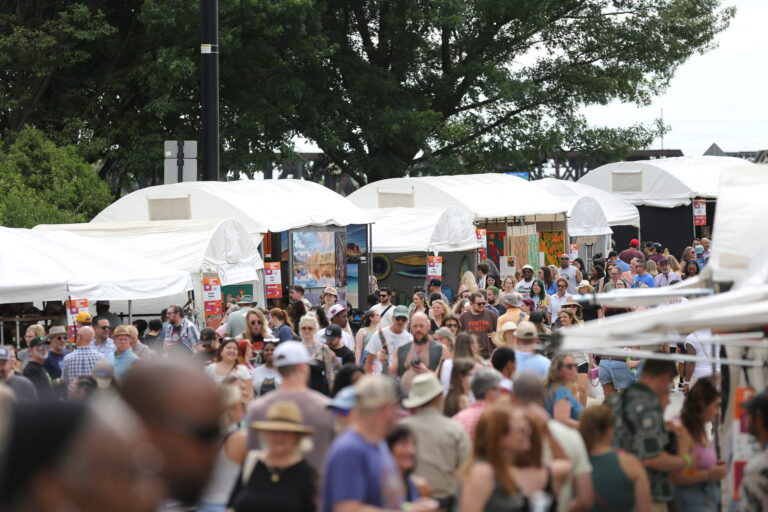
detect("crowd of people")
[1,236,766,512]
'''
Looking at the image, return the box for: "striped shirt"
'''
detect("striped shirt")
[62,346,105,384]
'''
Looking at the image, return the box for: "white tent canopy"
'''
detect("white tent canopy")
[533,178,640,227]
[0,228,193,303]
[529,179,612,237]
[578,156,756,208]
[366,206,480,254]
[92,179,373,234]
[348,173,567,222]
[34,219,264,286]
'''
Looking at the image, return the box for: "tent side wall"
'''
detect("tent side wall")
[638,205,694,258]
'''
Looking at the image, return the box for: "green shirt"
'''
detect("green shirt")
[609,382,672,502]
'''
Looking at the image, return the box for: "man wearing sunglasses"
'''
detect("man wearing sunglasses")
[459,292,497,359]
[44,325,70,381]
[558,253,579,294]
[161,304,201,356]
[22,337,53,400]
[370,287,396,330]
[90,317,116,357]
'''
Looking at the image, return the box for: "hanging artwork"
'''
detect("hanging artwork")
[487,232,506,266]
[511,236,529,271]
[292,231,337,288]
[335,231,347,286]
[539,231,566,267]
[346,224,367,260]
[526,233,540,272]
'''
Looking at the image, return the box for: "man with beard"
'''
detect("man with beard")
[390,312,448,378]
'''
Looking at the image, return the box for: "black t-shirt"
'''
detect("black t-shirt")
[229,459,316,512]
[328,344,355,366]
[22,361,52,400]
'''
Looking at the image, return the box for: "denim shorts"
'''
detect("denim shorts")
[673,481,719,512]
[598,359,637,390]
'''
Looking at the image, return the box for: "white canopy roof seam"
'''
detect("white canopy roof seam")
[365,206,480,254]
[532,178,640,227]
[0,228,193,303]
[347,173,567,222]
[34,219,264,286]
[92,179,373,233]
[528,179,612,237]
[578,156,756,208]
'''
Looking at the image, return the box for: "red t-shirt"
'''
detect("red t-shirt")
[459,309,497,359]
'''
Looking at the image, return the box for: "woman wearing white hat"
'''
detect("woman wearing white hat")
[228,401,316,512]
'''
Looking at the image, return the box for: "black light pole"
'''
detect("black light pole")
[201,0,219,181]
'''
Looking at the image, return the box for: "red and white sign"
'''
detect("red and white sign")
[202,276,223,328]
[427,256,443,279]
[65,299,89,342]
[477,229,487,260]
[730,387,762,503]
[569,243,579,261]
[265,262,282,299]
[693,200,707,226]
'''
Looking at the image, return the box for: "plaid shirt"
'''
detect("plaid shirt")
[161,318,200,353]
[451,401,489,440]
[62,346,105,384]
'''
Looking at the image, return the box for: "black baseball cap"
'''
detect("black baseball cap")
[429,278,442,287]
[322,324,342,340]
[745,390,768,423]
[29,337,50,349]
[199,327,217,345]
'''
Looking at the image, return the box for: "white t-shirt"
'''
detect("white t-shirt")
[686,329,720,380]
[515,279,534,299]
[558,265,579,294]
[316,329,355,351]
[252,364,282,396]
[204,363,252,383]
[548,292,572,318]
[370,303,396,330]
[364,327,413,375]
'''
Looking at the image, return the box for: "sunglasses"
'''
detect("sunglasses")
[53,336,67,340]
[97,326,111,330]
[445,323,458,328]
[249,320,262,325]
[557,284,567,288]
[379,294,388,298]
[474,302,487,306]
[563,363,578,370]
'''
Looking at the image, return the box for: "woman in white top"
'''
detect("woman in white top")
[252,339,282,397]
[205,338,253,395]
[298,315,336,388]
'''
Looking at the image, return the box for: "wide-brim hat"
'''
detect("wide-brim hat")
[492,321,517,347]
[563,297,583,310]
[251,401,314,435]
[402,373,444,409]
[47,326,68,339]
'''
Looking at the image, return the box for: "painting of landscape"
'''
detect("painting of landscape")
[292,231,336,288]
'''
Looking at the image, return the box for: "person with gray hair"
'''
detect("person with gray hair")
[451,367,503,439]
[512,371,595,512]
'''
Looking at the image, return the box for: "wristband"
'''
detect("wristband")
[682,454,693,470]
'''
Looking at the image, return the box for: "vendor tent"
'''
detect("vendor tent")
[92,179,373,234]
[347,173,567,221]
[0,228,193,303]
[34,219,264,286]
[578,156,756,257]
[533,178,640,228]
[366,206,479,254]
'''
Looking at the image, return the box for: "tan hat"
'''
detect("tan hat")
[515,321,538,342]
[563,296,583,310]
[46,326,68,339]
[492,321,517,347]
[112,325,135,339]
[251,401,314,434]
[402,373,444,409]
[355,375,400,411]
[322,286,338,297]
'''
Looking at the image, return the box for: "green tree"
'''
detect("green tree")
[0,126,112,227]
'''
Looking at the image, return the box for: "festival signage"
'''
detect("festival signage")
[729,387,762,504]
[265,262,282,299]
[202,276,223,328]
[476,229,487,260]
[65,299,89,342]
[427,256,443,280]
[693,199,707,226]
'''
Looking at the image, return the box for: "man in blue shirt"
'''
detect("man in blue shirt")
[513,322,551,377]
[631,259,655,288]
[609,250,630,272]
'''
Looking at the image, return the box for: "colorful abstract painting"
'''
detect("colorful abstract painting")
[487,231,506,266]
[511,236,529,271]
[527,233,540,272]
[539,231,566,266]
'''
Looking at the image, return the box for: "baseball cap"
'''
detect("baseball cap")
[199,327,217,345]
[327,385,356,412]
[74,311,92,323]
[629,239,640,247]
[559,253,570,259]
[95,301,110,306]
[273,341,310,368]
[745,390,768,422]
[522,264,534,271]
[515,321,538,342]
[327,304,346,320]
[92,359,114,389]
[28,337,50,349]
[659,257,670,265]
[695,245,705,255]
[0,346,9,360]
[322,324,342,340]
[428,278,442,287]
[392,305,409,319]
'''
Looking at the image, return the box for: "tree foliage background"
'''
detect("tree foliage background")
[0,0,734,191]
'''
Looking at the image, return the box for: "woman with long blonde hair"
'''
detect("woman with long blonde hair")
[429,299,449,331]
[461,271,479,293]
[240,309,271,352]
[543,353,582,428]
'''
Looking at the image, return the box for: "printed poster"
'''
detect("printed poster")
[221,284,253,305]
[292,231,336,288]
[476,229,487,260]
[65,299,89,342]
[487,232,506,266]
[202,276,223,328]
[265,262,282,299]
[347,264,359,309]
[427,256,443,279]
[346,225,367,261]
[694,199,707,226]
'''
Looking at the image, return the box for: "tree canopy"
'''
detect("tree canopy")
[0,127,112,227]
[1,0,734,187]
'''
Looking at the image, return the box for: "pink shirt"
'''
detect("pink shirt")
[451,401,488,439]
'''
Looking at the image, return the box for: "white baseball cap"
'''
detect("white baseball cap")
[273,341,310,368]
[327,304,346,319]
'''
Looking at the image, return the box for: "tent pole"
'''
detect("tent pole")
[128,300,133,324]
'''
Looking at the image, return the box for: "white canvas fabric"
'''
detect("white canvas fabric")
[529,179,612,237]
[578,156,755,208]
[534,178,640,227]
[366,206,480,254]
[0,228,192,303]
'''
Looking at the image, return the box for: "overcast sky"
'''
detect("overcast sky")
[582,0,767,156]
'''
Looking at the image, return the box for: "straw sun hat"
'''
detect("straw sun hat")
[492,321,517,348]
[251,401,314,435]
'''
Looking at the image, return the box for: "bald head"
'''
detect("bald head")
[410,312,431,343]
[76,326,95,347]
